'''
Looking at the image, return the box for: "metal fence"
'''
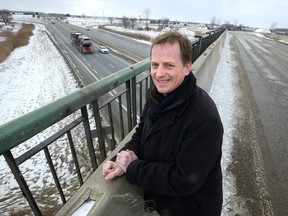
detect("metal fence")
[0,28,225,215]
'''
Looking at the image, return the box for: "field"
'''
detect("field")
[0,23,34,63]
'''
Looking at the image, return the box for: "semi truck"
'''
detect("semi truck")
[71,32,93,54]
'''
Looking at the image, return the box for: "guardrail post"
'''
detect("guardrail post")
[107,103,116,150]
[3,151,42,215]
[195,35,202,57]
[131,77,137,127]
[44,146,67,204]
[126,80,132,132]
[92,100,107,163]
[118,95,125,140]
[67,130,84,185]
[81,106,98,170]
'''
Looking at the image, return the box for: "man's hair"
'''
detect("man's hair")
[150,31,192,65]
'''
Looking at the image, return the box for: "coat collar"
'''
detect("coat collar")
[147,72,197,135]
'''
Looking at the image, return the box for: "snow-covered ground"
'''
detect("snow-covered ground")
[0,17,245,215]
[0,25,78,125]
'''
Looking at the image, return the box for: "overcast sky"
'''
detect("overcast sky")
[1,0,287,28]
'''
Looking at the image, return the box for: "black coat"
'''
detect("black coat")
[122,73,223,216]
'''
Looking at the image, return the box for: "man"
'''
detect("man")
[102,31,223,216]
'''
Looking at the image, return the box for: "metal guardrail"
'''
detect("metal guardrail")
[0,28,225,215]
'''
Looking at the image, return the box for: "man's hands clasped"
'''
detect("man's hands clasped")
[102,149,138,181]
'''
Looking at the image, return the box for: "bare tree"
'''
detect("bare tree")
[130,17,137,29]
[138,14,143,27]
[270,22,277,30]
[161,17,169,28]
[142,8,151,29]
[122,16,130,28]
[216,18,221,25]
[224,20,230,25]
[210,16,216,28]
[108,17,114,25]
[0,9,12,25]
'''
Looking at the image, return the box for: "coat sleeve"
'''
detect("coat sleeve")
[125,114,223,196]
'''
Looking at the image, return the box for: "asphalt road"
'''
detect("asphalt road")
[229,31,288,215]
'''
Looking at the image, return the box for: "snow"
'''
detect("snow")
[255,28,271,34]
[210,33,249,215]
[0,18,243,215]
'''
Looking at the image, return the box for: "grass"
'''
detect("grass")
[0,23,35,63]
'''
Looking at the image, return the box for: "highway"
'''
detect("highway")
[229,31,288,215]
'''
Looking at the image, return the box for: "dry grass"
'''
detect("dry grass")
[0,23,35,63]
[269,33,288,43]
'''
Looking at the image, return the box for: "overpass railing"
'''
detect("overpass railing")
[0,28,225,215]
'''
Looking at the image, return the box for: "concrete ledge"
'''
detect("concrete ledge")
[56,30,227,216]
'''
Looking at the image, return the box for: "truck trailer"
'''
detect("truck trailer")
[71,32,93,54]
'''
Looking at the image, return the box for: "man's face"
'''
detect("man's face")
[151,42,191,95]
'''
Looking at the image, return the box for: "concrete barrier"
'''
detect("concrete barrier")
[192,31,227,93]
[56,30,227,216]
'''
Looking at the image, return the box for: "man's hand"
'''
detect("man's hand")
[102,161,124,181]
[116,149,138,173]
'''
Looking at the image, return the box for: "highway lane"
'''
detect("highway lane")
[230,31,288,215]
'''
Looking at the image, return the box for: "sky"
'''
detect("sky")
[0,18,248,214]
[0,0,287,28]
